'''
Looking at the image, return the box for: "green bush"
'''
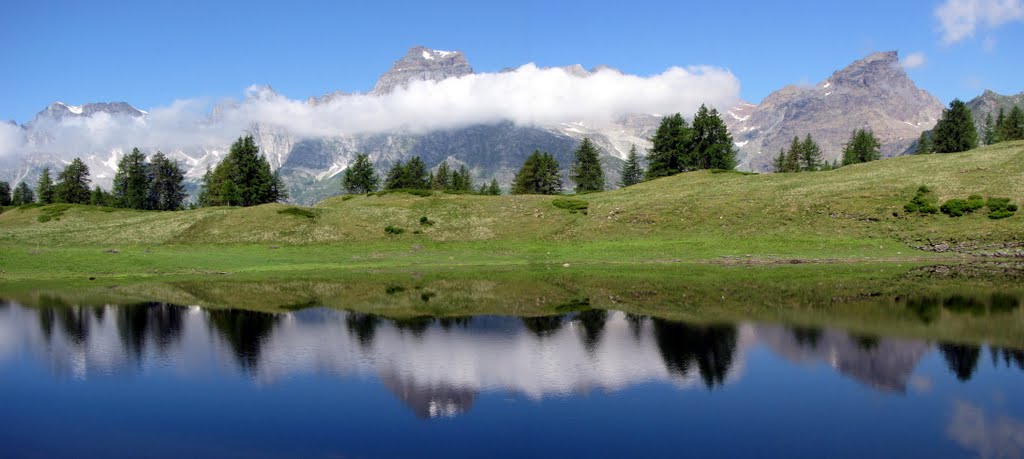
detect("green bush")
[277,207,318,219]
[384,225,405,235]
[419,216,435,226]
[552,197,589,214]
[986,197,1018,219]
[904,186,938,214]
[341,195,356,201]
[941,196,985,217]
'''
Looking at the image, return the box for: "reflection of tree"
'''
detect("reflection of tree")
[939,343,981,382]
[37,307,55,341]
[207,309,278,372]
[789,326,822,349]
[853,334,880,351]
[906,296,941,323]
[391,317,433,337]
[944,295,987,316]
[990,346,1024,370]
[116,303,185,358]
[438,317,471,330]
[574,309,608,353]
[345,312,382,348]
[625,314,646,342]
[652,319,737,389]
[57,307,90,347]
[989,293,1020,313]
[521,315,564,338]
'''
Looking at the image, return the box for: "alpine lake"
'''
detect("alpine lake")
[2,261,1023,458]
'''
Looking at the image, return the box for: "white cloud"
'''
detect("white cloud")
[901,52,927,69]
[936,0,1024,44]
[0,122,25,159]
[1,64,741,160]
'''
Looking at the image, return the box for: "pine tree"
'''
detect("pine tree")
[37,167,55,204]
[783,136,802,172]
[1004,106,1024,141]
[513,150,562,195]
[55,158,91,204]
[113,148,150,209]
[995,108,1007,142]
[199,135,286,206]
[342,154,379,194]
[772,148,787,173]
[402,157,429,189]
[917,131,934,154]
[12,182,34,205]
[689,104,737,170]
[148,152,187,210]
[486,178,501,195]
[90,186,113,206]
[799,134,823,171]
[384,161,405,190]
[645,113,690,178]
[0,181,10,206]
[452,165,473,192]
[841,129,882,165]
[620,145,644,187]
[570,138,605,192]
[932,99,978,153]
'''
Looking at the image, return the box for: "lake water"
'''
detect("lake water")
[2,266,1024,458]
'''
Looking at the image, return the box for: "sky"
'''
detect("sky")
[1,0,1022,125]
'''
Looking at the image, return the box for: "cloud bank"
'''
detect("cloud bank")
[3,64,741,160]
[936,0,1024,44]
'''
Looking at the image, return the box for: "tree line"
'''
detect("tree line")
[917,100,1024,154]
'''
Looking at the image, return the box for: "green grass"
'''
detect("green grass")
[1,141,1022,281]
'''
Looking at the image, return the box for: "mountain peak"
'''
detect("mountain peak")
[861,50,899,64]
[33,101,145,123]
[372,46,474,95]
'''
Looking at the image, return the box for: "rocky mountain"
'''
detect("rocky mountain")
[728,51,944,170]
[966,89,1024,130]
[2,48,956,204]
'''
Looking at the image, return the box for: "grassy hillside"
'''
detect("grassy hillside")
[1,141,1022,280]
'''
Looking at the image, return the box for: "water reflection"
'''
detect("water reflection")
[1,302,1023,419]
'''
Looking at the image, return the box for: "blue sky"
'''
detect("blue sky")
[2,0,1022,123]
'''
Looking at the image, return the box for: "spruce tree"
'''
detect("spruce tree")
[342,154,379,194]
[689,104,737,170]
[513,150,562,195]
[453,165,473,192]
[620,145,644,187]
[402,157,429,189]
[384,161,405,190]
[1004,106,1024,141]
[113,148,150,209]
[486,178,501,195]
[55,158,91,204]
[645,114,690,178]
[932,99,978,153]
[841,129,882,165]
[995,108,1007,142]
[772,148,787,173]
[570,138,605,192]
[200,135,286,206]
[11,182,34,205]
[0,181,10,206]
[90,186,113,206]
[432,161,451,190]
[783,136,802,172]
[799,134,823,171]
[37,167,55,204]
[917,131,934,154]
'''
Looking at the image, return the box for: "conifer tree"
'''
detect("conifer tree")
[995,108,1006,142]
[12,182,34,205]
[432,161,451,190]
[570,138,605,192]
[148,152,187,210]
[199,135,287,206]
[113,148,150,209]
[37,167,55,204]
[983,113,997,145]
[917,131,934,154]
[90,186,114,206]
[689,104,737,170]
[931,99,978,153]
[772,148,787,173]
[453,165,473,192]
[782,136,802,172]
[841,129,882,165]
[799,134,823,171]
[0,181,10,206]
[1004,106,1024,141]
[486,178,501,195]
[512,150,562,195]
[342,154,379,194]
[620,145,644,187]
[645,114,690,178]
[55,158,91,204]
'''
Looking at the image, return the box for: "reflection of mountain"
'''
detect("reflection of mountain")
[754,325,930,392]
[5,302,1023,420]
[380,370,477,419]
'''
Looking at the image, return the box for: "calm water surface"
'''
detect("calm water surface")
[1,290,1023,458]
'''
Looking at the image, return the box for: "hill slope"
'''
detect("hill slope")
[1,142,1022,272]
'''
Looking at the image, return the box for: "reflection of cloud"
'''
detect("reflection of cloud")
[948,400,1024,459]
[910,376,933,394]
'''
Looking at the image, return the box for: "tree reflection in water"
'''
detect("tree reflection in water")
[939,343,982,382]
[651,318,738,389]
[207,309,278,373]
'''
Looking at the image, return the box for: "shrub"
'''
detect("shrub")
[341,195,355,201]
[986,197,1018,219]
[277,207,318,219]
[419,216,435,226]
[384,225,405,235]
[552,197,589,214]
[904,186,938,214]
